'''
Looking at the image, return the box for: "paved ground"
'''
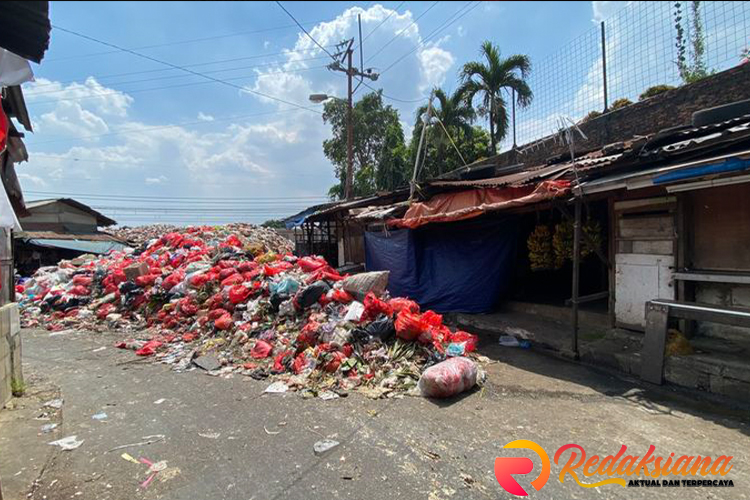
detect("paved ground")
[1,328,749,500]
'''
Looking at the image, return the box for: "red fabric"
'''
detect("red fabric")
[391,180,570,229]
[0,101,7,152]
[250,340,274,359]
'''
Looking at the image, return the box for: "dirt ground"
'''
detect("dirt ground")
[1,328,748,500]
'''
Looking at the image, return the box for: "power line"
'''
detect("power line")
[275,1,336,60]
[361,81,428,103]
[25,108,302,146]
[25,190,328,201]
[45,13,362,62]
[27,56,332,95]
[358,1,407,46]
[32,48,340,89]
[380,1,481,75]
[26,65,329,107]
[365,1,440,64]
[52,25,323,115]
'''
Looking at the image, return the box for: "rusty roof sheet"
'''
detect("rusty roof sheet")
[428,163,571,188]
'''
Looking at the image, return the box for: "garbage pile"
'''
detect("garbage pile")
[19,225,481,399]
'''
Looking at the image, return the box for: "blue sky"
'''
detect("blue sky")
[16,1,749,225]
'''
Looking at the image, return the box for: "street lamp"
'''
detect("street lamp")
[310,92,354,200]
[309,93,332,104]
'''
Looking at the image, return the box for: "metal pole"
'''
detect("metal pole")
[410,92,433,198]
[512,88,517,148]
[345,47,354,200]
[571,199,582,357]
[601,21,608,111]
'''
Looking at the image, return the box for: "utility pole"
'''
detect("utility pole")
[410,90,434,198]
[346,46,354,200]
[328,37,378,200]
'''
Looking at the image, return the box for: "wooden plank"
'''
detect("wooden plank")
[673,272,750,285]
[614,196,677,211]
[632,240,673,255]
[641,302,669,384]
[618,215,673,238]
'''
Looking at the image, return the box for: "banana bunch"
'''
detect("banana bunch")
[527,225,554,271]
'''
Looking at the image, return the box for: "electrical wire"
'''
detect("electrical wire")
[52,24,323,115]
[360,81,428,103]
[365,1,439,63]
[380,1,481,75]
[27,56,333,95]
[358,1,407,46]
[45,13,362,62]
[24,190,328,201]
[275,1,337,60]
[32,48,340,89]
[26,65,330,107]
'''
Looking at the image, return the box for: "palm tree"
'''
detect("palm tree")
[459,41,533,154]
[413,88,475,176]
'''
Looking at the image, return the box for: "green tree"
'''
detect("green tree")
[459,41,533,154]
[261,219,285,229]
[674,1,710,84]
[322,91,409,199]
[409,88,476,178]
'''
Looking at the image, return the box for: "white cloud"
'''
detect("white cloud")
[418,45,455,92]
[16,173,47,187]
[263,40,271,49]
[197,112,214,122]
[457,25,465,37]
[145,175,168,185]
[591,1,630,23]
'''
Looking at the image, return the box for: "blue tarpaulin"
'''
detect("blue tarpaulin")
[365,217,518,313]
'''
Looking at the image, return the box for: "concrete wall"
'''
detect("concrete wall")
[0,303,22,408]
[477,63,750,171]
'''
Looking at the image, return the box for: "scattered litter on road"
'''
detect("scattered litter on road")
[40,423,58,433]
[264,381,289,394]
[498,335,520,347]
[43,399,63,409]
[49,435,84,450]
[107,434,166,452]
[263,426,280,435]
[48,329,73,337]
[92,346,106,352]
[504,327,535,340]
[19,224,485,399]
[92,412,108,420]
[198,432,221,439]
[153,398,166,405]
[121,453,140,464]
[313,439,340,456]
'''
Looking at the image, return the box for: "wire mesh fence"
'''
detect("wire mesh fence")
[498,1,750,152]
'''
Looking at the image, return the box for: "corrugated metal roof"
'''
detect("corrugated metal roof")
[25,238,127,255]
[429,163,571,188]
[15,230,125,242]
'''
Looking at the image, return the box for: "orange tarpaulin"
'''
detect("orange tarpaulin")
[390,180,571,229]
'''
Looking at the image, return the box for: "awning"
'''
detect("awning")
[25,238,129,254]
[391,180,570,229]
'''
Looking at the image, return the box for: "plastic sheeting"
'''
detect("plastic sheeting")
[391,180,570,229]
[365,217,518,313]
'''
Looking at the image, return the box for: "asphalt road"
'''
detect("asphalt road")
[1,328,748,500]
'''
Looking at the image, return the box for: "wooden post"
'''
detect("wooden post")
[571,199,582,357]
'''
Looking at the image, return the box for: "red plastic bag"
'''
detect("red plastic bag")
[97,303,115,320]
[228,285,251,304]
[208,308,229,320]
[135,340,163,357]
[362,292,393,321]
[389,297,420,314]
[220,274,244,287]
[188,273,209,288]
[214,313,233,331]
[323,351,347,373]
[298,256,327,273]
[69,285,90,296]
[331,289,353,304]
[135,274,158,287]
[72,275,92,287]
[421,310,443,328]
[250,340,273,359]
[450,330,478,352]
[219,268,238,280]
[418,357,478,398]
[162,272,183,291]
[395,310,427,341]
[178,297,198,317]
